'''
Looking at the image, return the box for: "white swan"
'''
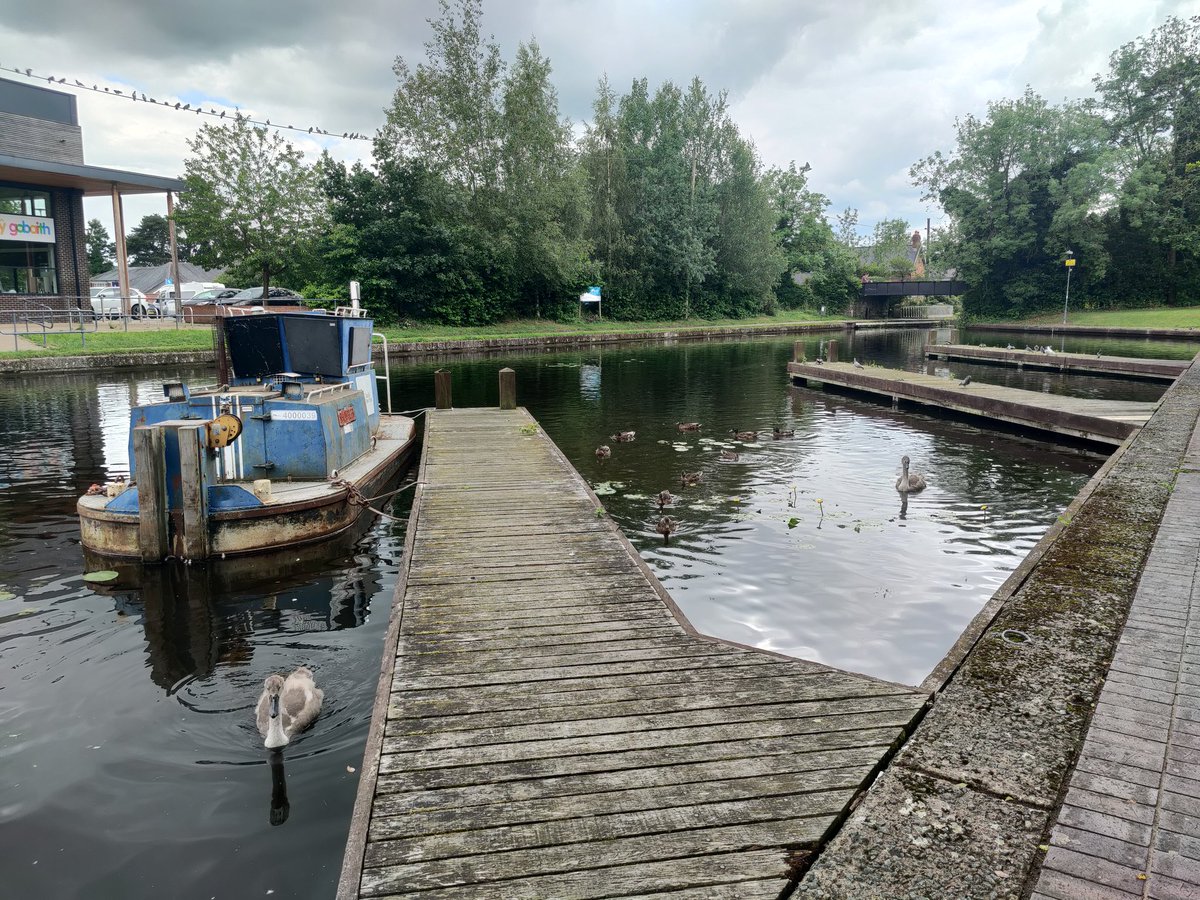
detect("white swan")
[895,455,927,494]
[256,667,324,749]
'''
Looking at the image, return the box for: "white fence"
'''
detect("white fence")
[893,304,955,320]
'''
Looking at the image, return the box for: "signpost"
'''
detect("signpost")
[1062,251,1075,325]
[580,285,602,319]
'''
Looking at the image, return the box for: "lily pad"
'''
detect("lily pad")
[787,517,800,529]
[17,608,40,616]
[82,570,119,584]
[591,481,624,496]
[0,591,16,602]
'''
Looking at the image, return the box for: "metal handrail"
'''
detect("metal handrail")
[372,332,392,413]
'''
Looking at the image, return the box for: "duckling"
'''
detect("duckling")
[676,422,702,432]
[256,667,324,750]
[656,516,677,542]
[610,431,636,442]
[680,471,702,486]
[728,429,757,441]
[719,450,739,461]
[772,425,795,439]
[657,490,674,509]
[595,445,611,460]
[895,455,927,494]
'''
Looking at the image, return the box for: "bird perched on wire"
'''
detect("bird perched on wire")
[959,375,972,387]
[853,358,864,369]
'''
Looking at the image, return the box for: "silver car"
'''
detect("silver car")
[90,286,157,318]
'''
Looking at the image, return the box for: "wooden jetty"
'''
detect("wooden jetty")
[926,343,1190,382]
[338,398,928,899]
[787,360,1158,446]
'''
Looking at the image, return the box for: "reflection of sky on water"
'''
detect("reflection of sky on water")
[579,362,602,401]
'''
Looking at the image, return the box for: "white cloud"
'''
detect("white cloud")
[1,0,1196,240]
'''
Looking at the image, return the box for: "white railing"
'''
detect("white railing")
[893,304,955,319]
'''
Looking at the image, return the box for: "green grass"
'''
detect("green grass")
[1008,307,1200,328]
[1,310,843,358]
[1,329,216,357]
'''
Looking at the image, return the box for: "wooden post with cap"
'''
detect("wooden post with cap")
[498,368,516,410]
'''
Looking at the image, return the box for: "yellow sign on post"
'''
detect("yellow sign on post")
[1065,258,1076,267]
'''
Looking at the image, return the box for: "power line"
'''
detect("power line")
[1,64,374,142]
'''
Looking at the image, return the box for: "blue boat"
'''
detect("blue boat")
[77,310,417,561]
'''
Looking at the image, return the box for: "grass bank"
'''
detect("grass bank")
[1005,307,1200,329]
[1,309,843,358]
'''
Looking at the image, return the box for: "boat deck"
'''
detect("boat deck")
[788,361,1158,446]
[926,343,1190,382]
[338,406,928,899]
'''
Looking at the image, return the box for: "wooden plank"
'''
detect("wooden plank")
[926,343,1187,381]
[788,360,1155,445]
[341,406,926,899]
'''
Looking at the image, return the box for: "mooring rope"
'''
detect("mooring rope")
[330,478,424,522]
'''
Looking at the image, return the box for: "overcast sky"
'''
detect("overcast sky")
[3,0,1198,242]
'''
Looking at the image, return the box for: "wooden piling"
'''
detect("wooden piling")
[498,367,517,410]
[433,369,452,410]
[178,425,209,560]
[826,339,839,363]
[794,340,806,361]
[133,426,168,563]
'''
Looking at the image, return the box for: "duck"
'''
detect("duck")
[595,445,611,459]
[657,490,674,509]
[728,429,757,441]
[895,455,927,494]
[719,450,739,461]
[676,422,702,432]
[256,667,324,750]
[656,516,677,541]
[772,425,795,439]
[680,471,702,486]
[610,431,636,442]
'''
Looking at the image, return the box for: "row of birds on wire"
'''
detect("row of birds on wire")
[592,422,929,543]
[1,64,372,141]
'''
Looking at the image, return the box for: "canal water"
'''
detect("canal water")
[0,327,1187,898]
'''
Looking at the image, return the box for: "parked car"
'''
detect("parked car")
[227,286,306,307]
[90,286,157,318]
[182,288,240,305]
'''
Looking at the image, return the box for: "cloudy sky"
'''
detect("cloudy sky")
[3,0,1198,240]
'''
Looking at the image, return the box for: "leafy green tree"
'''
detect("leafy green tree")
[85,218,113,275]
[868,218,914,278]
[834,207,860,249]
[175,114,328,297]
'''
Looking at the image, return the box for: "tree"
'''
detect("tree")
[834,207,860,249]
[125,214,173,267]
[175,114,328,297]
[868,218,914,277]
[85,218,113,275]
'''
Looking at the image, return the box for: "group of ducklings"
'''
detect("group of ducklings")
[595,422,798,543]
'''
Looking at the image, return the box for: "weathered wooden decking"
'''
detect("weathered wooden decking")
[926,343,1189,382]
[1034,449,1200,899]
[788,360,1158,446]
[339,406,928,899]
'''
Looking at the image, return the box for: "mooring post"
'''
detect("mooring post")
[498,368,517,410]
[794,340,806,362]
[827,339,839,363]
[133,426,168,563]
[434,369,453,410]
[178,425,210,560]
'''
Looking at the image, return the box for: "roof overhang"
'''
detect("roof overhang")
[0,153,185,196]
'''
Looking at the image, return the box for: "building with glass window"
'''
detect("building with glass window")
[0,76,185,312]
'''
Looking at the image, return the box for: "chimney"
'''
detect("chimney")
[911,230,922,248]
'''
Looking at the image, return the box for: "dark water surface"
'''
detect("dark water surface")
[0,327,1175,898]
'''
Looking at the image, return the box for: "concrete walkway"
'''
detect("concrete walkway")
[1034,425,1200,899]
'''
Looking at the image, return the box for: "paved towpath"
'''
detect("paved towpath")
[1033,423,1200,899]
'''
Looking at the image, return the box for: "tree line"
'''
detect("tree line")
[92,0,857,323]
[913,15,1200,318]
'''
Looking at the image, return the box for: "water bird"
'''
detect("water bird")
[1006,344,1015,350]
[676,422,702,432]
[719,450,739,461]
[657,490,674,508]
[256,667,324,750]
[772,425,795,439]
[1044,346,1056,355]
[729,429,757,441]
[595,445,611,460]
[680,472,702,486]
[853,358,864,369]
[959,375,972,387]
[656,516,677,542]
[814,358,824,365]
[1025,345,1034,351]
[610,431,636,442]
[895,455,927,494]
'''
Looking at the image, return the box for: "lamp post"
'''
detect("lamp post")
[1061,251,1075,325]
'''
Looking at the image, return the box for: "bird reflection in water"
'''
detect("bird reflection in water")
[269,750,290,826]
[899,494,908,521]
